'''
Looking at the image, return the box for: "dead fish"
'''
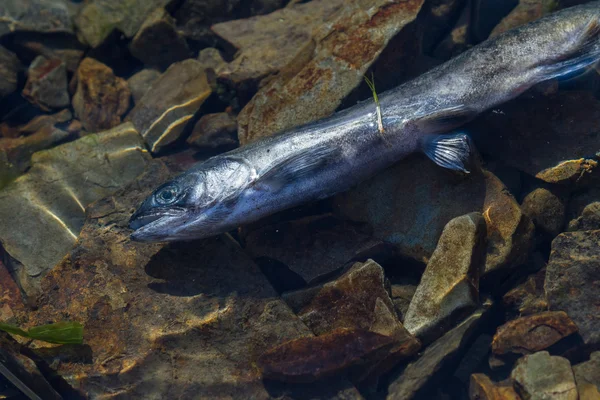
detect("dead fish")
[130,2,600,242]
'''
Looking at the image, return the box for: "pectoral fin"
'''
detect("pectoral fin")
[411,105,476,134]
[420,132,472,173]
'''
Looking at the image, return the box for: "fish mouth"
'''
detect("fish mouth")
[129,208,186,242]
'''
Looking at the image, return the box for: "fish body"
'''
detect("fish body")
[130,2,600,242]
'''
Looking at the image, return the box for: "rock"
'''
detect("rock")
[510,351,578,400]
[469,374,522,400]
[126,59,211,153]
[237,0,424,145]
[502,268,548,317]
[257,328,398,383]
[0,260,25,321]
[521,186,567,238]
[419,0,467,54]
[129,8,190,70]
[573,352,600,398]
[492,311,578,357]
[0,109,74,188]
[0,123,150,296]
[0,46,21,98]
[127,68,161,105]
[566,189,600,232]
[72,58,131,132]
[0,0,73,38]
[454,335,493,384]
[197,48,228,75]
[186,112,238,149]
[22,56,70,111]
[432,0,472,59]
[391,283,417,322]
[334,158,534,280]
[212,0,343,90]
[403,213,485,342]
[74,0,171,47]
[244,215,381,284]
[490,0,558,38]
[470,91,600,186]
[387,308,487,400]
[545,230,600,347]
[9,33,86,73]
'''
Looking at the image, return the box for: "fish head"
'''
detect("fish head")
[129,156,256,242]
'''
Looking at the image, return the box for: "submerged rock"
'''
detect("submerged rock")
[545,230,600,347]
[432,0,472,59]
[129,8,190,70]
[72,58,131,132]
[490,0,557,37]
[237,0,424,144]
[391,283,417,322]
[127,68,161,105]
[22,56,70,111]
[469,374,522,400]
[403,213,485,342]
[0,0,73,38]
[521,185,567,238]
[573,352,600,398]
[0,260,25,321]
[0,46,21,98]
[566,189,600,232]
[186,112,238,149]
[502,268,548,318]
[10,33,86,74]
[127,59,211,153]
[510,351,578,400]
[0,123,149,296]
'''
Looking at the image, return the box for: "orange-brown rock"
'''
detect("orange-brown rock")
[469,374,522,400]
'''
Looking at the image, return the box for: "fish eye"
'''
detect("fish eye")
[155,185,180,205]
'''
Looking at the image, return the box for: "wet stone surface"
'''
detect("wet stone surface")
[0,0,74,38]
[186,112,238,149]
[0,46,21,98]
[22,56,70,111]
[127,68,161,105]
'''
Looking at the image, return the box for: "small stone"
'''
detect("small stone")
[127,69,161,104]
[391,283,417,322]
[186,112,237,149]
[244,215,381,284]
[510,351,578,400]
[22,56,70,111]
[10,33,86,73]
[469,374,522,400]
[0,46,21,98]
[573,352,600,397]
[127,59,211,153]
[0,123,150,296]
[72,58,131,132]
[566,189,600,232]
[0,0,73,38]
[545,230,600,347]
[129,8,190,70]
[74,0,171,47]
[521,186,567,238]
[502,268,548,317]
[490,0,557,38]
[403,213,485,342]
[197,48,227,74]
[257,328,397,383]
[387,309,486,399]
[492,311,578,357]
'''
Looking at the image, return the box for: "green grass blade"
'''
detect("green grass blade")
[27,322,84,345]
[0,322,29,338]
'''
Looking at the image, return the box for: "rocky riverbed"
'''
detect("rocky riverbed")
[0,0,599,399]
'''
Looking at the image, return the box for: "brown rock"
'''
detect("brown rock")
[257,328,397,383]
[492,311,578,356]
[0,45,21,98]
[22,56,70,111]
[237,0,424,145]
[72,57,131,132]
[0,260,25,321]
[521,186,567,238]
[502,268,548,317]
[186,112,238,149]
[573,352,600,399]
[10,33,86,73]
[127,68,161,104]
[469,374,522,400]
[490,0,557,38]
[566,189,600,232]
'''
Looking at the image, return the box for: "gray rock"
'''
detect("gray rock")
[404,213,485,342]
[236,0,424,145]
[10,33,86,73]
[566,189,600,232]
[22,56,70,111]
[126,59,211,153]
[510,351,578,400]
[387,308,487,400]
[391,283,417,322]
[0,46,21,98]
[0,123,150,296]
[545,230,600,347]
[127,69,161,104]
[573,352,600,397]
[502,267,548,318]
[196,48,227,74]
[521,185,567,238]
[74,0,171,47]
[129,8,190,70]
[186,112,237,149]
[0,0,73,38]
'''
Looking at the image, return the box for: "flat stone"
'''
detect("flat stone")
[566,189,600,232]
[387,308,486,400]
[186,112,238,149]
[22,56,70,111]
[334,159,534,279]
[74,0,171,47]
[0,123,150,296]
[237,0,424,145]
[211,0,344,88]
[404,213,485,342]
[521,186,567,238]
[0,46,21,98]
[126,59,211,153]
[127,68,161,105]
[502,268,548,317]
[469,374,522,400]
[492,311,578,357]
[545,230,600,347]
[573,352,600,397]
[0,0,73,38]
[244,215,381,284]
[72,58,131,132]
[470,91,600,186]
[129,8,190,70]
[510,351,578,400]
[490,0,557,38]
